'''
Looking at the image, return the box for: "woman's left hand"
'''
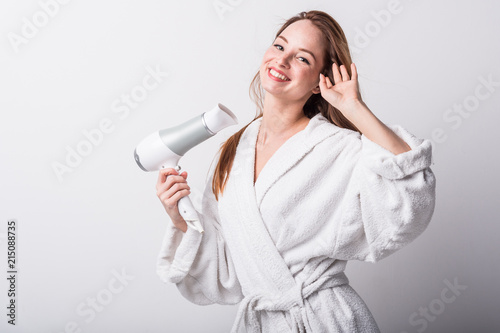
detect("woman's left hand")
[319,62,363,117]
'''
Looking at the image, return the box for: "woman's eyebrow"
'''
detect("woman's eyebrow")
[277,35,316,61]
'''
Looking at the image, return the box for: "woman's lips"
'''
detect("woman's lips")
[267,68,290,82]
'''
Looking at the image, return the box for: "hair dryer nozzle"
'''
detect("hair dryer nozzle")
[134,148,147,171]
[203,103,238,134]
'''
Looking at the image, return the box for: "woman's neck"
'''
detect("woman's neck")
[259,94,309,140]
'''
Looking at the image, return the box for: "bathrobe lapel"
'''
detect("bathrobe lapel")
[221,113,342,293]
[223,116,296,294]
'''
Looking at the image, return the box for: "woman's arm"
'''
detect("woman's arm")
[342,99,412,155]
[156,166,243,305]
[318,62,435,262]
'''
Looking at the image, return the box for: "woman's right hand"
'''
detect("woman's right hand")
[156,168,191,232]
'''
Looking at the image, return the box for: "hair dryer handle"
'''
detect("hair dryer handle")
[178,196,204,233]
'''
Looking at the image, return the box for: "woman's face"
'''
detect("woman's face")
[259,19,326,102]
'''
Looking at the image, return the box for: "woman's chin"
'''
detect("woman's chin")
[262,87,288,99]
[262,80,289,95]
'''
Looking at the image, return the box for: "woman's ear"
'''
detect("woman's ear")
[312,73,324,94]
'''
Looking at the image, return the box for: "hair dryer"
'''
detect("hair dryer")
[134,103,238,233]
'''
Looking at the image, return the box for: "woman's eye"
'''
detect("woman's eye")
[298,57,310,64]
[273,44,283,51]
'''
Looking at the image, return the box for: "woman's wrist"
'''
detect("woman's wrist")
[172,217,188,233]
[340,99,370,126]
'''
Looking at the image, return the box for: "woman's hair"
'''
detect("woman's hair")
[211,10,361,200]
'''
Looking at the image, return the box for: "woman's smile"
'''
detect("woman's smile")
[268,67,291,82]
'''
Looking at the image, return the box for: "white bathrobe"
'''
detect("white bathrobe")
[157,112,436,332]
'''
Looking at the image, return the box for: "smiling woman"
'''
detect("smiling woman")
[154,10,436,332]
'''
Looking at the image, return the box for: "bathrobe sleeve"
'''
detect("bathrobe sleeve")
[156,167,243,305]
[331,124,436,263]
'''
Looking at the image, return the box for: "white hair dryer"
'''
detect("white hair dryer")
[134,103,238,233]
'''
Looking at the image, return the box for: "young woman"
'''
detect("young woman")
[155,10,436,332]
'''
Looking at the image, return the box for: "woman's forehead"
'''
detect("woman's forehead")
[278,20,325,47]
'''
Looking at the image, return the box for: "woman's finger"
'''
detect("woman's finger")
[170,188,191,204]
[159,182,190,206]
[157,174,187,195]
[319,73,334,90]
[160,187,191,211]
[332,62,342,84]
[319,73,327,91]
[325,75,333,89]
[340,64,350,81]
[157,168,179,186]
[159,182,190,202]
[351,63,358,81]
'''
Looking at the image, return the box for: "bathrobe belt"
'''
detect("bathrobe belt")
[231,272,349,333]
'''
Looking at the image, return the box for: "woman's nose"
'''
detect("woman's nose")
[275,53,291,67]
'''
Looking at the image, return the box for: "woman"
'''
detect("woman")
[155,10,436,332]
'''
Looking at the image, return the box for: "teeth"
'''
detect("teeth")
[270,68,289,81]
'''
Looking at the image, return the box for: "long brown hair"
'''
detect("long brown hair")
[211,10,361,200]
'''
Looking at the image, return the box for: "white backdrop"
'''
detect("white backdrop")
[1,0,499,332]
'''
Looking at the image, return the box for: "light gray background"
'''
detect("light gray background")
[1,0,499,332]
